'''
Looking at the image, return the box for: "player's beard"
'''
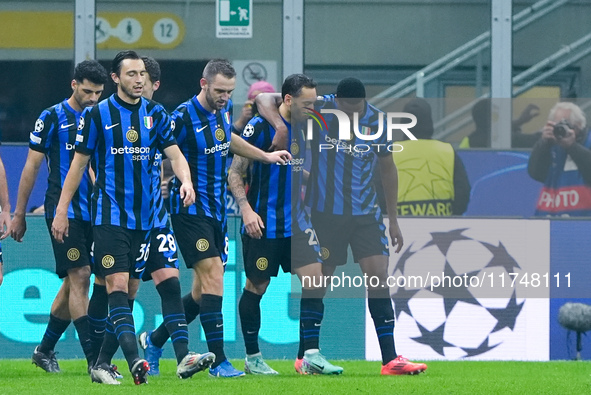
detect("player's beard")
[292,107,309,124]
[73,91,95,110]
[205,88,226,111]
[120,82,142,102]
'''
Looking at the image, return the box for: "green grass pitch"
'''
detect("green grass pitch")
[0,359,589,394]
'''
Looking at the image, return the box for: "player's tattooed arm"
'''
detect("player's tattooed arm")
[255,93,288,151]
[228,155,264,239]
[228,155,250,207]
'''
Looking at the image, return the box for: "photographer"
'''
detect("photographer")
[528,102,591,216]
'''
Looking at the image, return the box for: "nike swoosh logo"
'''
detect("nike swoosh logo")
[60,123,75,129]
[385,319,395,323]
[246,331,257,334]
[314,323,321,327]
[135,267,144,273]
[113,317,125,325]
[310,362,324,370]
[168,257,178,263]
[196,125,208,133]
[216,323,223,328]
[105,123,119,130]
[94,329,105,334]
[179,323,187,327]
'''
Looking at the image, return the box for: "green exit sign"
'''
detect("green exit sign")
[216,0,253,38]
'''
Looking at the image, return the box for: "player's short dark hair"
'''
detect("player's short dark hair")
[111,50,141,76]
[281,74,317,100]
[141,56,161,83]
[336,77,366,101]
[203,59,236,83]
[74,60,108,85]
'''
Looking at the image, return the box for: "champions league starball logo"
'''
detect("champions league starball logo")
[390,228,525,358]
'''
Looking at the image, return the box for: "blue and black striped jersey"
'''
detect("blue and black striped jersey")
[240,115,295,238]
[290,120,314,234]
[306,94,389,216]
[169,96,233,222]
[75,94,176,230]
[29,99,92,221]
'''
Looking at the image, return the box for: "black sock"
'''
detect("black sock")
[239,289,262,355]
[368,289,396,364]
[297,337,305,359]
[39,314,70,354]
[200,294,225,368]
[108,291,139,370]
[73,316,94,364]
[87,284,108,364]
[300,289,324,353]
[89,294,133,369]
[96,317,119,367]
[156,278,189,364]
[150,292,199,348]
[182,293,200,323]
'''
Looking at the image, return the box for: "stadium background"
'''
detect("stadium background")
[2,0,591,363]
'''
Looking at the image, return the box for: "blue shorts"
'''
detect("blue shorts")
[141,226,180,281]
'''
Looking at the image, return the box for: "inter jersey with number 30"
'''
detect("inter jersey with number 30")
[75,94,176,230]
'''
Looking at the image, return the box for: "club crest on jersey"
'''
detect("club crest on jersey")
[34,119,44,132]
[215,128,225,142]
[224,112,231,125]
[126,127,139,143]
[256,257,268,271]
[290,142,299,155]
[144,116,153,129]
[342,129,355,141]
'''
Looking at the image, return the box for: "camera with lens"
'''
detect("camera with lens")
[553,119,572,138]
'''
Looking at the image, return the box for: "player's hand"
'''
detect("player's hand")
[242,207,264,239]
[179,182,196,207]
[0,210,11,241]
[269,123,289,151]
[541,121,557,144]
[51,213,69,243]
[9,212,26,242]
[389,218,403,253]
[265,150,291,165]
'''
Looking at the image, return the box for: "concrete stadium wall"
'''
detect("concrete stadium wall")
[1,1,591,96]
